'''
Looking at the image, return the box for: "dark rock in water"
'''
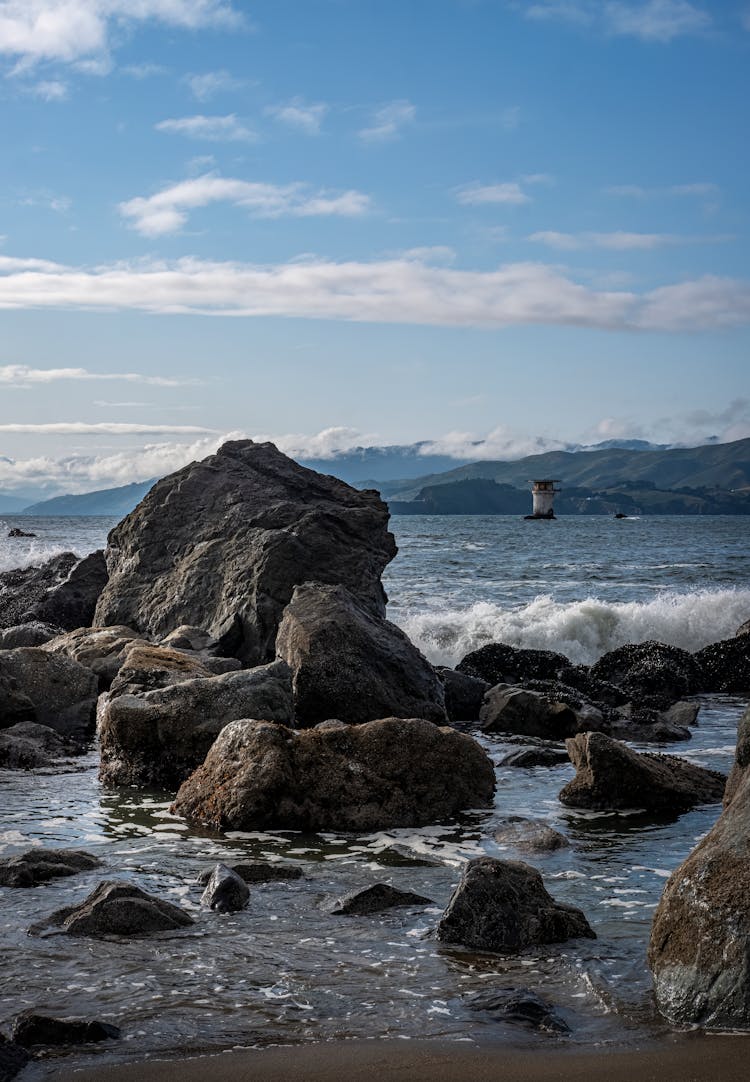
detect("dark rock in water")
[0,648,98,740]
[659,700,700,728]
[561,665,631,708]
[230,862,304,883]
[108,643,213,698]
[94,440,396,666]
[370,846,443,868]
[0,1033,30,1080]
[276,582,446,726]
[0,721,79,769]
[724,704,750,807]
[693,633,750,693]
[200,863,250,913]
[648,751,750,1028]
[465,986,570,1034]
[437,667,490,723]
[0,552,77,629]
[34,550,108,631]
[11,1011,120,1047]
[330,883,433,915]
[172,717,496,833]
[7,528,36,538]
[43,625,147,690]
[494,817,570,854]
[436,857,595,953]
[0,621,60,649]
[456,643,572,687]
[98,659,294,789]
[30,880,194,938]
[479,685,579,740]
[591,641,704,710]
[500,746,571,768]
[560,731,725,813]
[0,848,101,888]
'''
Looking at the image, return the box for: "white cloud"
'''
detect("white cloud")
[266,97,328,135]
[523,1,711,41]
[400,246,456,264]
[0,423,215,434]
[0,364,198,387]
[185,69,241,100]
[606,182,720,198]
[0,1,242,71]
[18,191,71,212]
[418,427,570,461]
[155,114,256,142]
[457,182,531,206]
[122,61,167,79]
[119,175,372,236]
[528,230,732,250]
[358,100,416,142]
[28,78,68,100]
[0,251,748,331]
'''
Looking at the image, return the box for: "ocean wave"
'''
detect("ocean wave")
[394,589,750,667]
[0,541,78,576]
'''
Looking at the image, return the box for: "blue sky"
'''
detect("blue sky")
[1,0,749,495]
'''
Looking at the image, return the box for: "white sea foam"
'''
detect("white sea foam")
[0,540,74,574]
[395,588,750,667]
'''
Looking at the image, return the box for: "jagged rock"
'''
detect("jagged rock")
[108,644,213,698]
[34,550,108,631]
[30,880,193,937]
[437,667,490,722]
[464,987,570,1034]
[11,1012,120,1047]
[0,848,101,887]
[0,721,79,769]
[200,863,250,913]
[0,622,60,649]
[99,660,294,788]
[197,862,303,885]
[456,643,572,686]
[494,817,570,854]
[330,883,432,915]
[694,633,750,693]
[172,717,495,833]
[94,440,396,666]
[736,619,750,637]
[499,746,571,768]
[724,704,750,807]
[276,582,446,726]
[591,641,703,710]
[436,857,595,952]
[648,758,750,1028]
[43,625,148,690]
[0,552,77,629]
[7,527,36,538]
[560,731,725,813]
[0,1033,29,1081]
[479,685,578,739]
[0,648,98,740]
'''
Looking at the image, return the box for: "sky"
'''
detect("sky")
[1,0,749,496]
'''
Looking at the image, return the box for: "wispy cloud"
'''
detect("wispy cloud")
[358,100,416,142]
[0,423,215,435]
[606,181,720,198]
[122,62,167,79]
[1,251,749,331]
[185,69,242,100]
[266,97,328,135]
[0,364,198,387]
[523,1,711,42]
[119,175,372,236]
[18,191,71,212]
[155,114,256,142]
[456,174,551,207]
[528,229,732,250]
[27,78,68,100]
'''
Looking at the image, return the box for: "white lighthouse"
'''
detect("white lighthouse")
[525,479,561,520]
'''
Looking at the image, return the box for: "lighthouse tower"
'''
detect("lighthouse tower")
[526,479,561,520]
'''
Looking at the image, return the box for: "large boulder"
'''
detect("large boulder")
[456,643,572,686]
[590,641,703,709]
[99,660,294,788]
[648,760,750,1028]
[43,625,147,689]
[172,717,496,833]
[108,644,213,698]
[724,704,750,807]
[29,880,193,938]
[0,552,77,629]
[0,622,60,649]
[34,550,108,631]
[0,648,98,740]
[693,633,750,693]
[478,685,578,740]
[276,582,446,726]
[0,721,78,769]
[94,440,396,666]
[436,857,595,953]
[0,848,101,888]
[560,731,725,814]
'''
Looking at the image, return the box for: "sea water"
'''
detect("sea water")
[0,513,748,1075]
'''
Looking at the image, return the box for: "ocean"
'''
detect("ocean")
[0,513,748,1075]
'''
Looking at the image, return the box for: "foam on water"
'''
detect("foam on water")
[396,587,750,667]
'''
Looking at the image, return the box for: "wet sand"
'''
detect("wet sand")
[54,1034,750,1082]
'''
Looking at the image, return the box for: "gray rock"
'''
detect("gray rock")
[499,746,571,768]
[0,622,60,649]
[0,721,79,769]
[464,987,570,1034]
[494,817,570,854]
[457,643,572,686]
[0,648,98,740]
[108,643,213,698]
[94,440,396,666]
[276,582,446,726]
[479,685,578,739]
[693,634,750,693]
[736,619,750,637]
[658,700,700,728]
[30,880,193,938]
[0,1034,29,1081]
[0,847,101,887]
[591,641,704,710]
[724,704,750,807]
[560,731,725,814]
[35,550,108,631]
[172,717,495,833]
[436,857,595,953]
[330,883,433,915]
[437,667,490,723]
[43,625,147,689]
[11,1012,120,1047]
[0,552,78,629]
[200,863,250,913]
[99,660,294,788]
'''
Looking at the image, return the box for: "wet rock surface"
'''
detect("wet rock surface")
[34,549,108,631]
[29,880,194,938]
[0,848,101,888]
[0,553,78,629]
[464,987,570,1034]
[0,721,79,769]
[693,632,750,693]
[199,863,250,913]
[0,1033,29,1081]
[329,883,433,915]
[11,1012,121,1047]
[724,703,750,806]
[494,817,570,854]
[456,643,572,686]
[197,862,304,885]
[499,746,571,768]
[591,641,704,709]
[479,685,579,740]
[0,648,98,740]
[437,667,489,723]
[276,582,446,726]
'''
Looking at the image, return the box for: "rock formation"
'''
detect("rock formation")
[329,883,432,915]
[0,648,98,741]
[0,552,77,629]
[591,641,703,709]
[43,625,147,689]
[479,685,579,739]
[11,1012,120,1047]
[200,863,250,913]
[724,704,750,806]
[0,848,101,888]
[30,880,193,938]
[493,817,570,854]
[693,632,750,693]
[0,722,78,769]
[437,667,489,723]
[456,643,572,686]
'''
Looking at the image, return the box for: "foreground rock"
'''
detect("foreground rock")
[457,643,572,686]
[479,685,578,739]
[0,648,98,740]
[464,987,569,1034]
[276,582,446,725]
[330,883,432,915]
[43,626,147,689]
[0,552,77,629]
[30,880,193,937]
[693,632,750,693]
[11,1012,120,1047]
[99,660,294,788]
[591,641,703,709]
[560,732,725,814]
[94,440,397,665]
[648,751,750,1028]
[0,848,101,888]
[173,717,495,833]
[200,863,250,913]
[494,817,570,854]
[0,722,78,769]
[0,1034,29,1081]
[436,857,595,953]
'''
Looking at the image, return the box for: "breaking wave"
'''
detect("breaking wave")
[395,589,750,667]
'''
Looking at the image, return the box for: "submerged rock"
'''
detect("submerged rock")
[11,1012,120,1047]
[330,883,433,915]
[479,685,578,740]
[0,722,78,769]
[0,847,101,888]
[464,987,570,1034]
[94,440,396,666]
[172,717,495,833]
[200,863,250,913]
[560,731,725,814]
[197,862,304,885]
[591,641,703,709]
[499,746,570,768]
[436,857,595,953]
[276,582,446,726]
[693,633,750,693]
[494,817,570,854]
[30,880,194,938]
[456,643,572,687]
[7,528,36,538]
[0,648,98,740]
